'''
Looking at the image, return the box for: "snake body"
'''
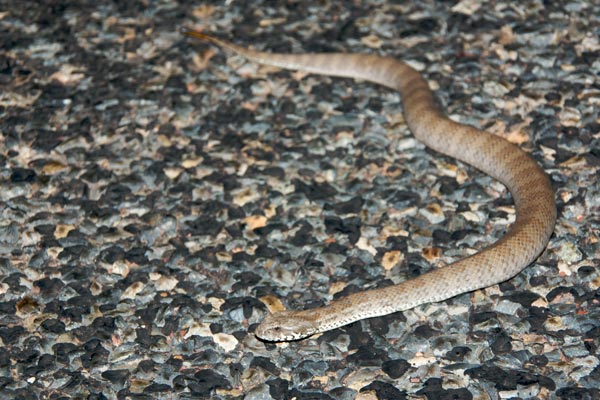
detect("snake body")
[184,30,556,342]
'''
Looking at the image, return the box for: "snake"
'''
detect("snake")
[183,29,556,342]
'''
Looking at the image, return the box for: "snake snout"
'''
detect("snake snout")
[255,311,317,341]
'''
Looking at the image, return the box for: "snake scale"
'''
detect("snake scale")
[183,29,556,342]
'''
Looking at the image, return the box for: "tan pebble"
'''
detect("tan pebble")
[265,203,277,218]
[164,167,182,179]
[422,247,441,262]
[50,64,85,84]
[181,157,203,168]
[409,353,437,367]
[549,292,575,305]
[192,4,216,19]
[154,275,178,291]
[559,155,587,169]
[231,186,260,207]
[461,211,481,223]
[129,379,151,393]
[54,224,75,239]
[361,34,383,49]
[386,112,406,128]
[157,134,172,147]
[213,333,238,352]
[559,107,582,127]
[543,316,564,331]
[258,17,286,27]
[104,260,130,277]
[121,281,144,300]
[341,369,381,390]
[208,297,225,310]
[90,279,103,296]
[356,237,377,256]
[259,295,286,313]
[452,0,481,15]
[329,281,348,296]
[356,392,378,400]
[379,225,409,241]
[499,25,515,45]
[0,283,9,295]
[216,251,232,262]
[420,203,445,224]
[531,297,548,308]
[43,160,67,174]
[436,160,459,177]
[184,321,212,338]
[382,250,404,270]
[245,215,268,230]
[504,126,531,145]
[241,367,270,388]
[520,333,549,346]
[16,296,41,316]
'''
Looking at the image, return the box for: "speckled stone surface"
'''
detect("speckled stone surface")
[1,1,599,399]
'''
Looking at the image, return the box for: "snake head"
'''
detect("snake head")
[255,311,318,342]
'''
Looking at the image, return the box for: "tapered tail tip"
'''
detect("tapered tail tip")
[181,27,207,40]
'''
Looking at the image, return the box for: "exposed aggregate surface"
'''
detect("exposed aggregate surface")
[0,0,599,399]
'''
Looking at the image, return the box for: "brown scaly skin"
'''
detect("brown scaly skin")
[183,29,556,342]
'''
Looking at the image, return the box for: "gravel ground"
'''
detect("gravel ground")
[1,1,599,399]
